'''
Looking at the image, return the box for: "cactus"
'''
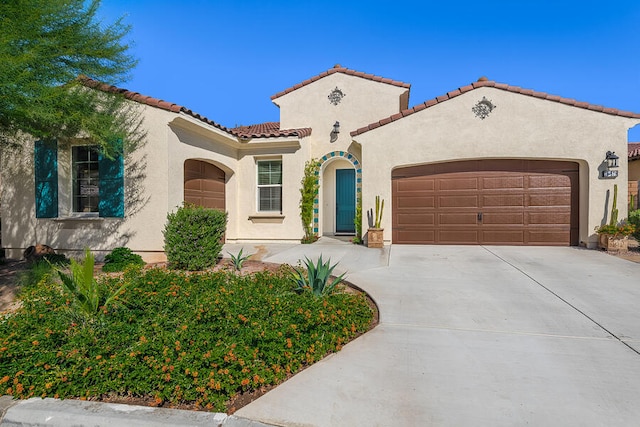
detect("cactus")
[609,184,618,227]
[374,195,384,229]
[630,193,636,212]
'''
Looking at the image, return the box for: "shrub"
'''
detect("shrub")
[629,209,640,241]
[292,255,346,297]
[102,247,145,272]
[163,204,227,271]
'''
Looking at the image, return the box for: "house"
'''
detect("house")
[2,65,639,261]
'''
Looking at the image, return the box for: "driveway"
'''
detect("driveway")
[233,244,640,427]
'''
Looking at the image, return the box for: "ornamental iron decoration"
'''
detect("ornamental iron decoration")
[472,96,496,119]
[328,87,346,105]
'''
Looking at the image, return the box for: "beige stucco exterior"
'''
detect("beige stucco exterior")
[1,66,639,259]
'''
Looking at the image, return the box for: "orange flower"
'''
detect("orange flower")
[241,378,250,386]
[286,338,292,348]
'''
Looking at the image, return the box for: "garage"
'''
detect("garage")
[392,159,579,246]
[184,159,225,210]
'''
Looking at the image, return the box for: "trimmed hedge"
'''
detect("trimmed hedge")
[163,204,227,271]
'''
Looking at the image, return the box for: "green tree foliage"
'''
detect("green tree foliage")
[0,0,140,155]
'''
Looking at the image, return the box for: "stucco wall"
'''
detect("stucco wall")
[354,87,639,248]
[1,105,174,261]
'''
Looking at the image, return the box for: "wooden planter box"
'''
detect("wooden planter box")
[367,228,384,248]
[598,234,629,253]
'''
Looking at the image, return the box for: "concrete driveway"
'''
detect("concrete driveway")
[233,243,640,427]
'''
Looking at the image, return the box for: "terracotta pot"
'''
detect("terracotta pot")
[598,234,628,253]
[367,228,384,248]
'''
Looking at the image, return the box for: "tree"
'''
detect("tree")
[0,0,141,155]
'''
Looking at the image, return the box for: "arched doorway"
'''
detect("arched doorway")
[318,151,361,236]
[184,159,225,210]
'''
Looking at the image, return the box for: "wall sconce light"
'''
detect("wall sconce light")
[330,121,340,143]
[602,151,619,178]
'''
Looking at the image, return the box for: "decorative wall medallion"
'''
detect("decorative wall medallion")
[472,96,496,119]
[328,87,346,105]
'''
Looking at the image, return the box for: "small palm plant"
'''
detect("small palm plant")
[291,255,346,297]
[55,248,127,316]
[228,247,251,271]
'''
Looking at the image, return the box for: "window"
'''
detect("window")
[34,140,125,218]
[257,160,282,212]
[72,146,100,213]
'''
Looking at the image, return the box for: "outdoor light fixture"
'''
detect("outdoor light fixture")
[602,151,619,178]
[330,121,340,142]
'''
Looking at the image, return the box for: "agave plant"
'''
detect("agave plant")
[228,247,251,271]
[291,255,346,296]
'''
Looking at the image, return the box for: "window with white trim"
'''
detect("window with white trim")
[257,160,282,212]
[72,146,100,213]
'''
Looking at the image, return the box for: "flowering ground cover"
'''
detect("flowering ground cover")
[0,265,374,412]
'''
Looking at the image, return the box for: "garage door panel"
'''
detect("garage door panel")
[527,230,571,245]
[528,193,571,207]
[397,178,434,191]
[481,176,524,190]
[528,212,570,225]
[392,159,578,246]
[396,196,435,208]
[439,195,478,208]
[482,213,524,225]
[482,194,525,207]
[528,175,571,189]
[396,213,435,226]
[395,229,435,243]
[438,230,479,244]
[438,177,478,191]
[439,213,478,225]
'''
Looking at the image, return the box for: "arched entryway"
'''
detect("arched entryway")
[316,151,361,236]
[184,159,225,210]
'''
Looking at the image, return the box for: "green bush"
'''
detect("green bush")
[0,267,373,411]
[629,209,640,241]
[163,204,227,271]
[102,247,145,272]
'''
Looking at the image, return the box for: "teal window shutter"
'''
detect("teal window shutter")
[34,140,58,218]
[98,143,124,218]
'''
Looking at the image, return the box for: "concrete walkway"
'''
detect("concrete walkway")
[3,241,640,426]
[234,243,640,426]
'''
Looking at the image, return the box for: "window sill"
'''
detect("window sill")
[248,214,285,224]
[53,216,104,222]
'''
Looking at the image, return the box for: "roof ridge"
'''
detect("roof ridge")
[351,79,640,137]
[78,77,310,139]
[271,64,411,100]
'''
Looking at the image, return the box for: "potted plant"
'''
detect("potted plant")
[367,196,384,248]
[596,184,635,252]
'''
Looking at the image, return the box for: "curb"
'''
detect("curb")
[0,397,277,427]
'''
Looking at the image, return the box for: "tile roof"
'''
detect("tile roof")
[629,143,640,159]
[351,77,640,137]
[78,76,311,139]
[230,122,311,138]
[271,64,411,100]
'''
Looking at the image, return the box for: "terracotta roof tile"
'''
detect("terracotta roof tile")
[351,78,640,137]
[78,76,310,139]
[629,142,640,159]
[271,64,410,100]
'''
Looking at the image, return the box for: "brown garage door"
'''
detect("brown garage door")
[392,160,579,246]
[184,160,225,210]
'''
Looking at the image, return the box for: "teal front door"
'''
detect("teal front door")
[335,169,355,234]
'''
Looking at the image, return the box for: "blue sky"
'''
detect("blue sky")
[98,0,640,140]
